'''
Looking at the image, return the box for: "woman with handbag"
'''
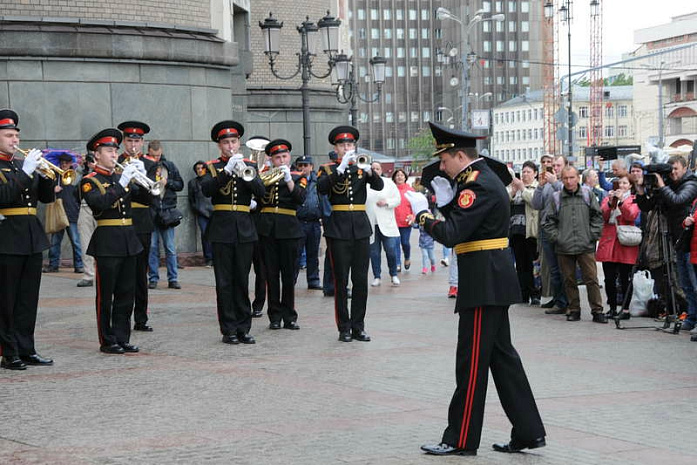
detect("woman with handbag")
[596,171,640,319]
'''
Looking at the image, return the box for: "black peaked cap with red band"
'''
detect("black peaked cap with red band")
[211,120,244,142]
[117,121,150,139]
[265,139,292,156]
[0,108,20,131]
[87,128,123,152]
[328,125,359,145]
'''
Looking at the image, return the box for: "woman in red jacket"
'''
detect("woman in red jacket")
[392,169,414,271]
[596,171,640,319]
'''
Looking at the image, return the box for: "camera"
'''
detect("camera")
[643,163,672,191]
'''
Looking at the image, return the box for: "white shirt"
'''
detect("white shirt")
[366,176,401,242]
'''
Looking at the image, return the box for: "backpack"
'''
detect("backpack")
[552,185,592,213]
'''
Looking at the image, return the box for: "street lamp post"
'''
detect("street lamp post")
[259,11,341,156]
[436,7,504,131]
[333,54,387,126]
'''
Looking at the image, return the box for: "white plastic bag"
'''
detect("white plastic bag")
[629,270,654,316]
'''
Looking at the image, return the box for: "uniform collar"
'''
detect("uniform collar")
[0,152,13,161]
[94,165,114,176]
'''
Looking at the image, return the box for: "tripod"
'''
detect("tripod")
[614,205,682,333]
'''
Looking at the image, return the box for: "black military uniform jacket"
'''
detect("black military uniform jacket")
[117,152,155,234]
[200,157,266,244]
[317,162,384,240]
[418,159,520,309]
[0,157,55,255]
[256,172,307,239]
[80,166,149,257]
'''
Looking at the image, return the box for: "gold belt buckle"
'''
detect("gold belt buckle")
[349,204,354,211]
[274,206,279,213]
[232,205,238,211]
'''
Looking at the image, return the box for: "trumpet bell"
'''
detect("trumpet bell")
[61,169,76,185]
[356,154,372,170]
[260,167,285,186]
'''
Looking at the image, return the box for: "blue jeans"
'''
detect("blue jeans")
[539,229,568,308]
[370,225,398,279]
[676,251,697,325]
[421,246,436,270]
[148,226,178,283]
[297,220,321,287]
[196,215,213,261]
[395,226,412,266]
[49,222,83,269]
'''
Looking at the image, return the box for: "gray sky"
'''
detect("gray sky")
[560,1,695,73]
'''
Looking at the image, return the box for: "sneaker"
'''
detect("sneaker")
[431,265,436,273]
[168,281,181,289]
[440,257,449,267]
[42,266,59,273]
[690,326,697,335]
[76,279,93,287]
[448,286,458,298]
[422,267,428,274]
[396,265,401,273]
[681,321,695,331]
[391,276,400,286]
[530,297,541,306]
[371,278,382,287]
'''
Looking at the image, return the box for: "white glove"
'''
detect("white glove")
[118,164,138,188]
[337,151,356,175]
[130,159,146,175]
[405,191,429,214]
[432,176,455,207]
[250,199,257,211]
[21,148,43,176]
[280,164,292,183]
[363,163,372,175]
[223,154,244,175]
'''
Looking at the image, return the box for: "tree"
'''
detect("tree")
[407,128,435,172]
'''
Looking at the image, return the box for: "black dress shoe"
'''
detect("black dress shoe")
[323,291,334,297]
[269,321,282,330]
[20,353,54,365]
[100,344,125,354]
[148,281,157,289]
[119,343,140,353]
[541,299,555,308]
[420,443,476,456]
[237,333,256,344]
[492,437,546,453]
[76,279,93,287]
[252,308,263,318]
[592,312,608,324]
[566,312,581,321]
[545,307,567,315]
[338,331,352,342]
[284,321,300,330]
[222,334,239,345]
[42,266,59,273]
[134,323,154,332]
[74,267,84,273]
[168,281,181,289]
[1,356,27,370]
[308,284,323,290]
[352,330,371,342]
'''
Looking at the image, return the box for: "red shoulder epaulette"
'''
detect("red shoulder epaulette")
[84,172,97,178]
[205,159,218,165]
[291,170,302,176]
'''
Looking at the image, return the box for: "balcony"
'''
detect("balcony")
[671,92,696,103]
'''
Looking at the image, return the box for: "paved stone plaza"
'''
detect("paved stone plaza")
[2,255,697,464]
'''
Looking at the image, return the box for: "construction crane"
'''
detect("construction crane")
[588,0,603,150]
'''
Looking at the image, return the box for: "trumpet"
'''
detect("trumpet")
[260,167,285,186]
[232,159,257,182]
[115,162,165,196]
[14,146,75,185]
[356,154,372,170]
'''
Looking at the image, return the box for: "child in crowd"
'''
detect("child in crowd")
[417,221,437,274]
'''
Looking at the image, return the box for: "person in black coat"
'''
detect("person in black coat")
[0,109,55,370]
[200,121,266,345]
[81,128,153,354]
[317,126,383,342]
[257,139,307,330]
[407,122,545,457]
[188,160,214,266]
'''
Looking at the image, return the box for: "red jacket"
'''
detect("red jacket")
[394,182,414,227]
[596,194,640,265]
[686,198,697,264]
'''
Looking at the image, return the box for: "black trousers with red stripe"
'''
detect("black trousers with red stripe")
[133,232,151,325]
[442,306,545,451]
[94,256,136,346]
[327,237,369,333]
[0,253,42,357]
[260,235,300,325]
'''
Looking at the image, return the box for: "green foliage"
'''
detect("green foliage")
[577,73,633,87]
[407,128,435,171]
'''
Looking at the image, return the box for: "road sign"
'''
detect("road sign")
[556,127,568,141]
[554,108,567,123]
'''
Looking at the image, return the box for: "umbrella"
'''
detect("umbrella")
[42,149,80,167]
[419,156,513,189]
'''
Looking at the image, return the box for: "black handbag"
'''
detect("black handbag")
[156,207,183,228]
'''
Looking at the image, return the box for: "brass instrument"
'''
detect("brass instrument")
[356,154,372,170]
[13,146,75,185]
[232,158,257,182]
[260,167,285,186]
[245,137,270,171]
[115,161,164,196]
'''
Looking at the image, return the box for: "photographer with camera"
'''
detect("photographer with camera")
[635,155,697,330]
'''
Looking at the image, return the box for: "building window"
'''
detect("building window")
[496,21,504,32]
[421,9,429,20]
[604,126,615,138]
[371,9,379,20]
[522,76,530,85]
[422,47,430,58]
[385,66,393,77]
[357,9,365,20]
[521,21,529,32]
[605,105,614,118]
[399,139,406,149]
[396,28,404,39]
[435,66,442,77]
[396,10,403,21]
[422,28,429,39]
[522,41,529,52]
[359,112,368,123]
[509,1,517,13]
[422,66,431,76]
[483,41,492,52]
[510,76,517,85]
[387,139,395,149]
[509,41,517,52]
[409,9,417,20]
[383,9,391,20]
[434,28,442,39]
[496,1,503,12]
[385,93,392,103]
[384,29,392,39]
[397,66,405,77]
[398,112,407,122]
[618,125,628,137]
[409,48,417,58]
[409,29,417,39]
[383,48,392,58]
[579,106,589,118]
[359,48,366,58]
[618,105,628,117]
[483,1,492,12]
[496,41,504,52]
[508,21,516,32]
[373,113,381,123]
[371,29,380,39]
[359,28,366,39]
[521,1,530,13]
[386,112,394,123]
[423,111,431,122]
[409,65,418,76]
[397,47,405,58]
